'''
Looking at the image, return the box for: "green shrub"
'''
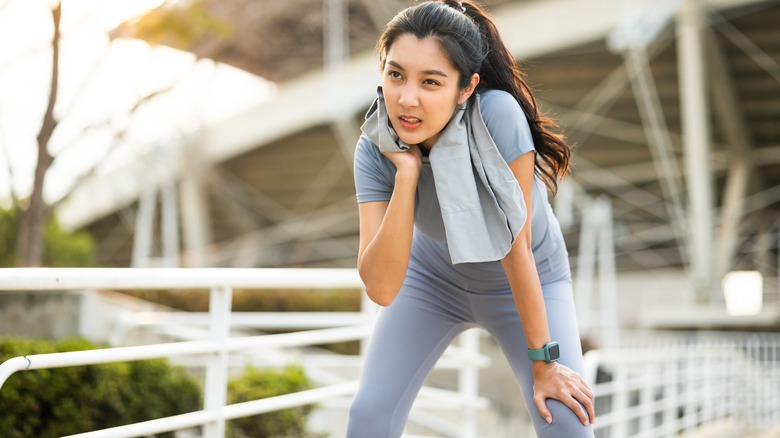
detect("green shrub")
[0,208,96,267]
[0,337,200,438]
[119,288,361,313]
[227,365,314,438]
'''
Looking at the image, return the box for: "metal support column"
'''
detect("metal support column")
[575,197,619,347]
[161,178,180,267]
[677,0,716,304]
[707,29,753,293]
[324,0,347,71]
[180,145,212,267]
[131,186,156,268]
[625,48,689,258]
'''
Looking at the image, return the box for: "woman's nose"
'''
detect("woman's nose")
[398,84,419,108]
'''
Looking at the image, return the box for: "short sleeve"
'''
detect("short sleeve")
[479,89,535,164]
[354,134,395,203]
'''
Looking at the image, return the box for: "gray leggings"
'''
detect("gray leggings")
[346,256,594,437]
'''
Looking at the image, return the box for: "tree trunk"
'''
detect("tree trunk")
[16,2,60,267]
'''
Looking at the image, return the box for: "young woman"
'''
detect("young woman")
[348,1,595,436]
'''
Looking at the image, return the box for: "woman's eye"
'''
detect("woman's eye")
[388,70,402,79]
[423,79,440,86]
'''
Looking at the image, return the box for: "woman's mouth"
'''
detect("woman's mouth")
[398,115,422,130]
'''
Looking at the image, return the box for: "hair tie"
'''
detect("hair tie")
[443,0,467,13]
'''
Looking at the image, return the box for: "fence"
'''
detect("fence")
[3,268,780,437]
[584,331,780,438]
[0,268,489,438]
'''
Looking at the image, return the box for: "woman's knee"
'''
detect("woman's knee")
[346,393,400,438]
[532,398,594,438]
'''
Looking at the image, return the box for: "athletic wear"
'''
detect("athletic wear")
[361,86,527,264]
[348,88,594,437]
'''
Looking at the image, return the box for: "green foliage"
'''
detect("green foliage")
[0,208,17,267]
[43,217,96,267]
[0,208,96,267]
[227,365,314,438]
[0,337,201,438]
[121,288,361,313]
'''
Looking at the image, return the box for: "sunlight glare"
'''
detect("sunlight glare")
[723,270,763,316]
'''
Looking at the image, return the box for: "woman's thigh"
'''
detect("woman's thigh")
[348,277,471,437]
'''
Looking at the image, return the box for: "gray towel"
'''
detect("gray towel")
[361,87,527,264]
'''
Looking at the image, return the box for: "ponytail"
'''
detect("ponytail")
[460,0,571,194]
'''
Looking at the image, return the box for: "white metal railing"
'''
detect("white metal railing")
[0,268,490,438]
[584,331,780,438]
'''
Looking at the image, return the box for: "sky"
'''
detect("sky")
[0,0,275,208]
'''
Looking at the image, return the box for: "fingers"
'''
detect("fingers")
[533,393,552,424]
[533,367,596,427]
[579,379,596,424]
[575,375,595,424]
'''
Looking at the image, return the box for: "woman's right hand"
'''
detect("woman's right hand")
[532,361,595,426]
[383,144,423,176]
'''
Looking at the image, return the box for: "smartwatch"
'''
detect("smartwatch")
[527,341,560,363]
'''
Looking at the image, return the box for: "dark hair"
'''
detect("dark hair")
[376,0,571,194]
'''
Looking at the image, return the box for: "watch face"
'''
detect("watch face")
[548,343,560,360]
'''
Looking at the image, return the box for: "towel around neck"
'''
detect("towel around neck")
[361,86,527,264]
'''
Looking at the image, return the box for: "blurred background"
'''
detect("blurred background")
[0,0,779,437]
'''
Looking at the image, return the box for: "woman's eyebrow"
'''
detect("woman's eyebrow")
[387,60,448,77]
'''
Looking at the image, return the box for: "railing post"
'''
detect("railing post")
[683,338,699,433]
[638,354,653,434]
[203,285,233,437]
[702,338,714,424]
[612,360,628,438]
[458,329,480,438]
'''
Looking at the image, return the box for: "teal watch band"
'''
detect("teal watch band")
[527,341,560,363]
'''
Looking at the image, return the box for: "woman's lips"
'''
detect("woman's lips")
[398,115,422,130]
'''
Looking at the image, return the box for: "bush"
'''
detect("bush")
[120,288,361,313]
[0,337,200,438]
[227,365,314,438]
[0,208,96,267]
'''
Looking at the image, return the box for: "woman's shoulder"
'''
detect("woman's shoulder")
[476,88,535,158]
[477,88,527,126]
[478,88,519,112]
[354,134,393,173]
[355,134,382,160]
[477,88,530,130]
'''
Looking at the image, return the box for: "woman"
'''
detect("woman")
[348,1,595,436]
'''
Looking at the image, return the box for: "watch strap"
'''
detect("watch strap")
[527,341,560,363]
[527,347,548,361]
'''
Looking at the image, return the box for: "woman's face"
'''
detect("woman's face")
[382,34,477,150]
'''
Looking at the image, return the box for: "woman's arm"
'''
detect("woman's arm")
[501,151,595,426]
[357,145,422,306]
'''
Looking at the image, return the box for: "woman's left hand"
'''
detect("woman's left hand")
[531,361,595,426]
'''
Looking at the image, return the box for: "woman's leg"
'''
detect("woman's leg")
[347,279,470,438]
[475,278,594,437]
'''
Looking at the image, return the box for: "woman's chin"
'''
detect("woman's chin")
[397,134,425,147]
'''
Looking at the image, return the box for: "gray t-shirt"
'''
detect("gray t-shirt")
[354,88,566,274]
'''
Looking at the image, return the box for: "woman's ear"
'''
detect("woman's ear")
[458,73,481,104]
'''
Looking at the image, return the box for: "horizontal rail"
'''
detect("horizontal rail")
[0,325,371,390]
[133,311,369,329]
[587,332,780,436]
[62,382,359,438]
[0,267,363,290]
[0,268,490,437]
